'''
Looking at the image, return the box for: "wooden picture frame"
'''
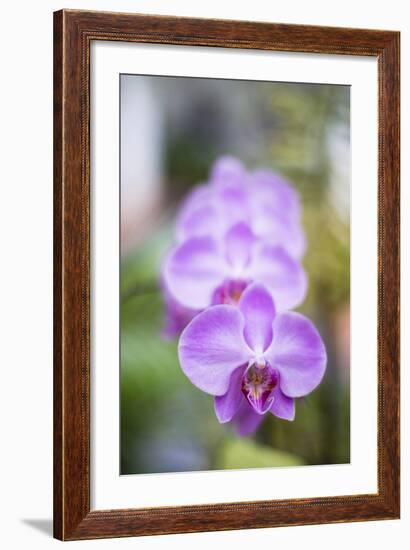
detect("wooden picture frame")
[54,9,400,541]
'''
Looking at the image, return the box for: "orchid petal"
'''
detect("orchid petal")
[217,185,249,229]
[251,169,302,222]
[176,203,220,243]
[232,400,264,436]
[270,385,295,421]
[224,222,255,272]
[178,305,251,396]
[249,244,307,311]
[249,170,305,259]
[210,156,247,186]
[251,208,306,260]
[214,366,245,423]
[163,236,225,309]
[266,312,327,397]
[176,183,212,222]
[238,283,276,353]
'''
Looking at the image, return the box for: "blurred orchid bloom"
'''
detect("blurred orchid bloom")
[176,157,306,260]
[163,221,307,312]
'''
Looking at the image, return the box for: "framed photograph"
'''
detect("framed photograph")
[53,9,400,540]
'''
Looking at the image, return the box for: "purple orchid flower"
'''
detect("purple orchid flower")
[176,157,306,260]
[178,283,327,434]
[163,221,307,313]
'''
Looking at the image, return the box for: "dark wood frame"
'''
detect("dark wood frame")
[54,9,400,541]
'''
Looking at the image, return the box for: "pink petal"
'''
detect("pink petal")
[248,172,306,260]
[163,236,225,309]
[238,283,276,353]
[252,212,306,260]
[178,305,251,396]
[224,222,255,272]
[214,366,245,423]
[270,385,295,421]
[266,312,327,398]
[176,184,212,226]
[251,169,302,222]
[176,202,220,243]
[232,400,265,436]
[249,244,307,311]
[210,156,247,186]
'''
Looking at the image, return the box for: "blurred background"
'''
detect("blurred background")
[120,75,350,475]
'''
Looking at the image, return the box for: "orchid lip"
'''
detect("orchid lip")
[241,362,279,415]
[212,279,249,306]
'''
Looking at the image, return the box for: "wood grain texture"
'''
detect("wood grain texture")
[53,9,400,541]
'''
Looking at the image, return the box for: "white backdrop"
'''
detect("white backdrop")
[92,43,377,509]
[0,1,407,549]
